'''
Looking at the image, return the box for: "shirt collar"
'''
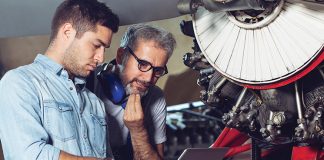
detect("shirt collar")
[34,54,64,75]
[74,77,87,90]
[34,54,87,89]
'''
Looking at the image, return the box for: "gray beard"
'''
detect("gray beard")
[118,64,149,97]
[124,83,148,97]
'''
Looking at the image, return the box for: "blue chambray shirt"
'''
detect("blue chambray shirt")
[0,54,112,160]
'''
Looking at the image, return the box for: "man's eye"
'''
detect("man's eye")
[139,60,150,67]
[94,44,101,49]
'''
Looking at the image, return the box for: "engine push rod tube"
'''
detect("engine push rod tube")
[232,87,248,113]
[318,66,324,80]
[212,77,227,93]
[295,82,303,119]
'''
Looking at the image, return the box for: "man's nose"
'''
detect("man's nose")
[142,69,156,83]
[95,47,105,64]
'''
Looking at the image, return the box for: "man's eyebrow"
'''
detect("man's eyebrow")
[97,39,110,48]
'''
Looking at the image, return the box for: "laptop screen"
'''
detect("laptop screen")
[178,147,230,160]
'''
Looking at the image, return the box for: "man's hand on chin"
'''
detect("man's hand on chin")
[123,93,145,133]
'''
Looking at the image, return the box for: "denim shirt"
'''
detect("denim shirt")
[0,54,111,160]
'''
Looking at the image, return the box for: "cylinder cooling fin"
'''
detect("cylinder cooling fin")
[192,0,324,89]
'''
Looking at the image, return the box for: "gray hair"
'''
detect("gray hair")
[120,24,176,59]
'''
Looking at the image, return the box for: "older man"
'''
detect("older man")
[97,24,176,160]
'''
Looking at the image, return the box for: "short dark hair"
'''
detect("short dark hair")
[50,0,119,41]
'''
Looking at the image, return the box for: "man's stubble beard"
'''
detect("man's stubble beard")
[63,41,88,78]
[118,64,149,97]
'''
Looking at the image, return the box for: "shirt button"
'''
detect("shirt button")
[84,135,87,139]
[69,87,73,90]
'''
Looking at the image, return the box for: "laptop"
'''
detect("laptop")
[178,147,230,160]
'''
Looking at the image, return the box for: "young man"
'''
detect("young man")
[0,0,119,159]
[96,24,176,160]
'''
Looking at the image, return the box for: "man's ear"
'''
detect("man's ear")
[116,47,125,65]
[60,23,76,41]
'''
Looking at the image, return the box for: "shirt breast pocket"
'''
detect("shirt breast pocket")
[43,100,76,142]
[90,113,107,156]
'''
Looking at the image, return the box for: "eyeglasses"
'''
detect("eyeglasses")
[126,46,168,77]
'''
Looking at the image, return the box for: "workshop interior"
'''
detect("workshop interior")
[0,0,324,159]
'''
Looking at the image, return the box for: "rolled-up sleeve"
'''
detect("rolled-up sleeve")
[0,70,60,160]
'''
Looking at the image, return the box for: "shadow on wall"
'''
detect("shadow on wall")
[0,64,3,159]
[163,69,202,106]
[0,141,3,160]
[0,63,4,79]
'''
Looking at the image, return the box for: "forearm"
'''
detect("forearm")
[130,127,162,160]
[59,151,111,160]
